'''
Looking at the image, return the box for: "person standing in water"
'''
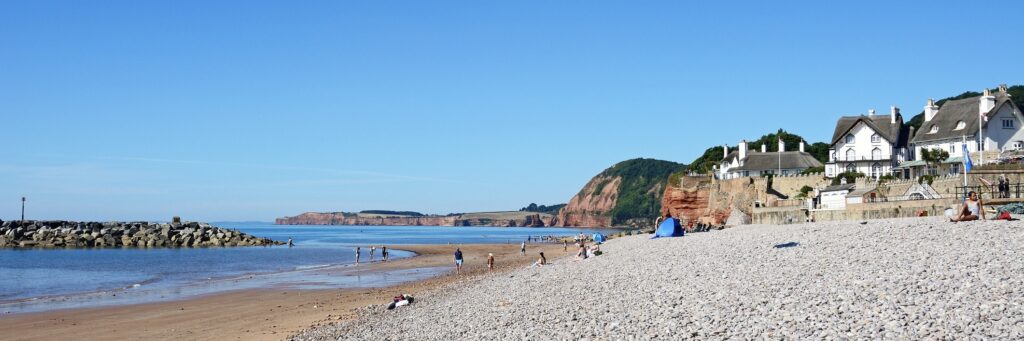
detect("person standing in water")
[382,246,389,262]
[454,248,464,275]
[355,246,361,264]
[370,246,376,261]
[287,237,294,247]
[487,253,494,271]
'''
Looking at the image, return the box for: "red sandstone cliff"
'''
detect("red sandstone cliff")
[554,175,620,227]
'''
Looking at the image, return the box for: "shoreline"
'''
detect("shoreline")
[0,242,572,341]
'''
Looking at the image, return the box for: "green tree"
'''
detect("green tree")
[831,171,865,186]
[920,148,949,176]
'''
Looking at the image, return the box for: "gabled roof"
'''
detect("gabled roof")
[732,151,823,172]
[830,114,905,146]
[721,151,739,164]
[911,92,1020,143]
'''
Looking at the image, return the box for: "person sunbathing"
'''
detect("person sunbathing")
[533,252,547,267]
[951,191,985,222]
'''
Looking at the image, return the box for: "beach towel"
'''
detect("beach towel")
[651,218,684,239]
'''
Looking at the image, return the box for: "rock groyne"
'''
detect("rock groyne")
[0,220,283,248]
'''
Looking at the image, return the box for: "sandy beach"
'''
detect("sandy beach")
[0,242,570,341]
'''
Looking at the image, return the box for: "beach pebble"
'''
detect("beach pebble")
[290,217,1024,340]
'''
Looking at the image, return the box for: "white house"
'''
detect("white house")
[903,85,1024,176]
[825,107,910,179]
[817,183,854,210]
[717,139,823,179]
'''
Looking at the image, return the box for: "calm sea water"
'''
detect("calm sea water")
[0,223,614,314]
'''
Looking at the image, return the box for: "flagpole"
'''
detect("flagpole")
[962,135,969,188]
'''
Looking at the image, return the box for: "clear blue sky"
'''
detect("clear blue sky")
[2,1,1022,221]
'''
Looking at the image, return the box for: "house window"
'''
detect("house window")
[871,134,880,143]
[954,121,966,130]
[871,163,881,179]
[949,143,956,154]
[846,149,855,161]
[929,125,938,134]
[782,169,789,176]
[1004,119,1015,129]
[845,134,854,144]
[846,163,856,173]
[871,148,881,160]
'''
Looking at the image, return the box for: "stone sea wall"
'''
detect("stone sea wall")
[0,220,282,248]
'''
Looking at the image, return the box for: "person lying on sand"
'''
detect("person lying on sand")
[951,191,986,222]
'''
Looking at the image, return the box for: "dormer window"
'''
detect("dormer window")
[871,134,880,143]
[954,121,966,130]
[928,125,938,134]
[845,134,854,144]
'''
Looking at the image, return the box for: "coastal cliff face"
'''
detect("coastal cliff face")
[555,158,686,228]
[661,176,747,227]
[661,174,828,228]
[554,175,619,228]
[275,212,553,227]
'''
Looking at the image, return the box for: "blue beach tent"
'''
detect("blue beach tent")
[593,233,606,244]
[652,217,684,238]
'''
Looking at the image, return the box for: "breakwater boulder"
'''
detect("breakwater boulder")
[0,220,283,248]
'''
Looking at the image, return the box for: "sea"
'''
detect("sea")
[0,222,615,314]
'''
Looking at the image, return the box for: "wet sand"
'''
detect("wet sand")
[0,242,570,341]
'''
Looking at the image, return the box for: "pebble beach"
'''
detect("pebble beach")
[293,217,1024,340]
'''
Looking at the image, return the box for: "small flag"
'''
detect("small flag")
[963,143,973,173]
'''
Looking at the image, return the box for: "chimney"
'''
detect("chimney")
[980,88,996,116]
[890,106,899,124]
[723,144,729,159]
[778,139,785,152]
[761,144,767,153]
[868,109,876,117]
[924,98,938,122]
[738,140,748,160]
[999,84,1008,94]
[799,140,805,153]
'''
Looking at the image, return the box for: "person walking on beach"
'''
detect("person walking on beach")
[487,253,494,271]
[454,248,464,274]
[951,191,986,222]
[520,241,526,256]
[382,246,389,262]
[370,246,376,261]
[288,237,294,247]
[563,240,568,252]
[355,246,361,264]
